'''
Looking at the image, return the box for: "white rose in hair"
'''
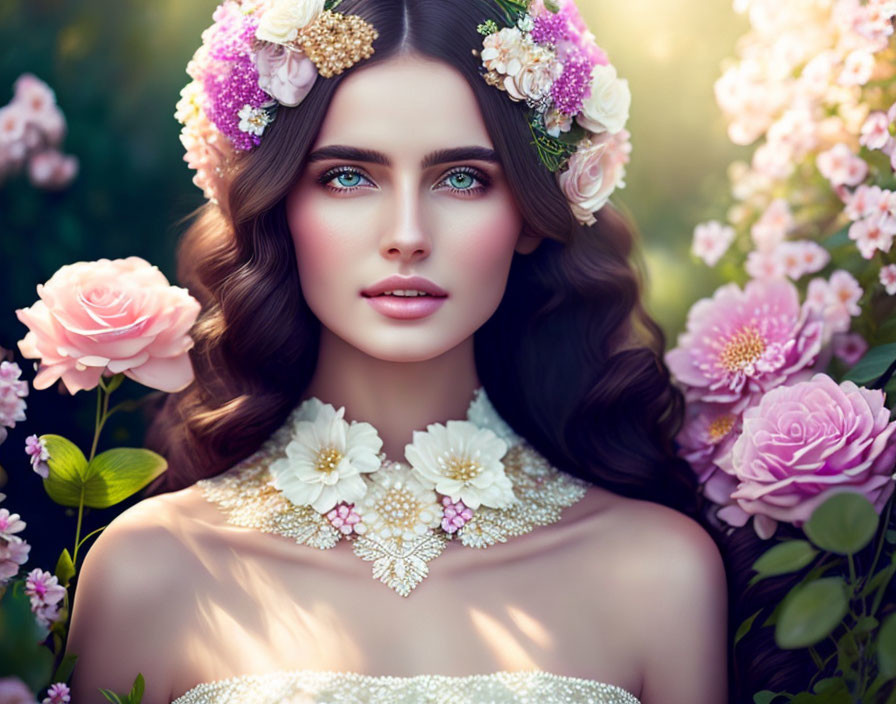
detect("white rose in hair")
[503,43,563,105]
[256,0,325,45]
[577,64,631,135]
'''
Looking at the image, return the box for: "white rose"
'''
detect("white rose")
[256,0,325,45]
[576,64,631,135]
[503,45,563,104]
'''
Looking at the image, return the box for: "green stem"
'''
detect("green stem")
[76,524,109,552]
[71,484,86,567]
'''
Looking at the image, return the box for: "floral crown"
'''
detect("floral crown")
[175,0,631,225]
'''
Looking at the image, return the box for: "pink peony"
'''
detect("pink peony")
[666,278,823,410]
[16,257,201,394]
[717,374,896,538]
[0,677,38,704]
[0,361,27,446]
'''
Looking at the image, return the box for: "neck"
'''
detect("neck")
[302,329,482,459]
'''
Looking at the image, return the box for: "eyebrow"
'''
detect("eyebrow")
[305,145,501,169]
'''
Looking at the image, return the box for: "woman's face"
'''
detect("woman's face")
[286,54,538,363]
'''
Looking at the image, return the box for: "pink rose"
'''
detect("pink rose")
[16,257,201,394]
[255,43,318,107]
[717,373,896,538]
[558,130,629,226]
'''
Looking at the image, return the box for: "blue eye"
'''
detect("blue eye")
[443,167,490,195]
[318,167,372,192]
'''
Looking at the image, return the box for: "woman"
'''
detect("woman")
[65,0,728,701]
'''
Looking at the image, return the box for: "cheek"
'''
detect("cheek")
[447,207,521,291]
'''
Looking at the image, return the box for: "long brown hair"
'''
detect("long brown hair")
[144,1,814,698]
[146,0,693,510]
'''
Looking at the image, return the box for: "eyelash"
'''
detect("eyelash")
[316,165,491,197]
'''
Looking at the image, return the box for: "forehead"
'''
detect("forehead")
[312,55,493,152]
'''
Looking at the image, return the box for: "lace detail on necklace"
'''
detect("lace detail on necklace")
[197,389,589,596]
[171,669,642,704]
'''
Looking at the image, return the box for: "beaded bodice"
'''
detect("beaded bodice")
[170,669,642,703]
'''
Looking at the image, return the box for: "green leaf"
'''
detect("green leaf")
[0,580,54,689]
[55,548,75,587]
[129,673,145,703]
[99,689,124,704]
[42,435,89,507]
[775,577,849,649]
[81,448,168,509]
[51,652,78,687]
[855,615,879,634]
[860,564,895,600]
[879,612,896,679]
[843,343,896,385]
[543,0,561,12]
[735,608,763,646]
[886,529,896,544]
[803,492,879,555]
[813,677,847,694]
[753,692,789,704]
[751,540,818,581]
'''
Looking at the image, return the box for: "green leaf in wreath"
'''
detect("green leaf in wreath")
[55,548,75,587]
[878,611,896,679]
[82,448,168,509]
[750,540,818,583]
[0,581,54,688]
[42,435,89,507]
[775,577,848,649]
[803,492,879,555]
[843,342,896,385]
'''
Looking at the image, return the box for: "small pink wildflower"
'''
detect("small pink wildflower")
[0,535,30,582]
[691,221,735,267]
[41,683,70,704]
[817,143,868,187]
[880,264,896,294]
[0,360,28,446]
[325,502,364,536]
[24,568,66,627]
[848,217,894,259]
[441,496,474,534]
[0,506,26,540]
[25,435,49,478]
[832,332,868,366]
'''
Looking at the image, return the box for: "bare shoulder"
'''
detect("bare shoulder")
[589,493,728,703]
[67,489,199,704]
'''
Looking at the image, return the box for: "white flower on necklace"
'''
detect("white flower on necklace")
[356,462,443,543]
[269,400,382,513]
[404,420,514,510]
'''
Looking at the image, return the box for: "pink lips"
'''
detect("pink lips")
[364,295,446,320]
[361,274,448,320]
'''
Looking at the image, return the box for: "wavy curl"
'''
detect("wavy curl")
[143,0,801,698]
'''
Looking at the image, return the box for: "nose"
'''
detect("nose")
[378,177,431,264]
